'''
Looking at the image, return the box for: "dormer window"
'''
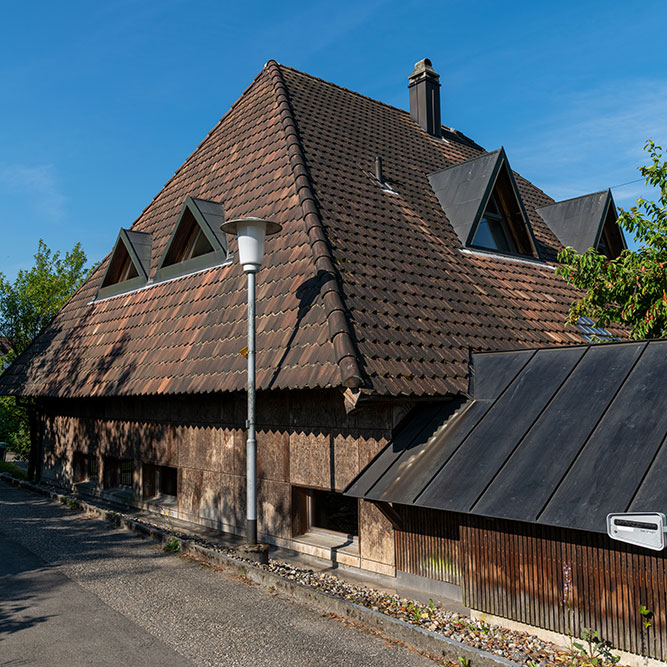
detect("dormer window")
[155,196,228,281]
[472,193,516,254]
[97,229,151,300]
[428,148,539,259]
[536,189,626,259]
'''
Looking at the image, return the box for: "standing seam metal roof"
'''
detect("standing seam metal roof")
[346,340,667,534]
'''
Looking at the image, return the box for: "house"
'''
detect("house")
[3,58,659,658]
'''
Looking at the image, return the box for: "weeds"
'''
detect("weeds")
[164,537,181,553]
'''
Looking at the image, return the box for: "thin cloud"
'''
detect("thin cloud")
[0,162,66,221]
[511,79,667,204]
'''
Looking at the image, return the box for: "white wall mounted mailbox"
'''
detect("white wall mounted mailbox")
[607,512,667,551]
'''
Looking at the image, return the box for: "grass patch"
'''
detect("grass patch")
[0,460,27,480]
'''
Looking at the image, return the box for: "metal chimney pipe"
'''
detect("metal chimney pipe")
[375,156,384,184]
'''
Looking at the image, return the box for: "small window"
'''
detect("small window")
[292,487,358,537]
[97,229,151,299]
[155,196,228,282]
[119,460,133,487]
[472,194,517,254]
[73,453,98,483]
[142,463,178,499]
[104,456,133,489]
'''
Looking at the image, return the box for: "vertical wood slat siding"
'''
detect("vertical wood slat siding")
[395,506,462,586]
[462,517,667,661]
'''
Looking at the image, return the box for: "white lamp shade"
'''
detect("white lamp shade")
[220,217,282,272]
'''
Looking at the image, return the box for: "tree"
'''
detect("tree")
[0,240,88,460]
[557,141,667,340]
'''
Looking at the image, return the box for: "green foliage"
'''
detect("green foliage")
[0,460,27,480]
[570,627,620,667]
[0,239,88,462]
[0,239,88,361]
[164,537,181,553]
[638,604,653,630]
[557,140,667,339]
[0,396,30,459]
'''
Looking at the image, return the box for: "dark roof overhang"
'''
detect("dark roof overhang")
[346,340,667,535]
[536,189,627,255]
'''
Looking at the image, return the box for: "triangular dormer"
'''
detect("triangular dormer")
[536,189,627,259]
[155,196,228,281]
[428,148,539,258]
[97,229,152,299]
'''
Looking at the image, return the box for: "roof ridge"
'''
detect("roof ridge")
[125,67,271,232]
[273,61,482,151]
[267,61,364,390]
[536,188,610,209]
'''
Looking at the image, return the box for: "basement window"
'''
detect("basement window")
[142,464,178,499]
[292,487,358,537]
[73,453,98,483]
[103,456,134,489]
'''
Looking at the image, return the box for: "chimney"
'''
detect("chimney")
[408,58,441,138]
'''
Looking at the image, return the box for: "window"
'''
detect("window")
[104,456,134,489]
[536,189,626,259]
[142,464,178,499]
[73,453,98,483]
[292,487,358,537]
[119,460,133,487]
[472,193,517,254]
[97,229,151,299]
[429,148,539,259]
[155,196,228,282]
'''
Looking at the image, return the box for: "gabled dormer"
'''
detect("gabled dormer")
[97,229,152,299]
[155,196,228,282]
[536,189,627,259]
[428,148,539,259]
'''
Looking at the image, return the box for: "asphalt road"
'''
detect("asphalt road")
[0,482,437,666]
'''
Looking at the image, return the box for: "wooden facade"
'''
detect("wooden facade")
[395,507,667,661]
[35,390,402,575]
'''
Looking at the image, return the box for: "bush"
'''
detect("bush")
[0,460,27,480]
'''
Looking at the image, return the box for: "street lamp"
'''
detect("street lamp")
[220,217,282,556]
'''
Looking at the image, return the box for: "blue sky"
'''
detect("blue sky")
[1,0,665,277]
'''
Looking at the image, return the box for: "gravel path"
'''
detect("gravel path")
[0,482,440,666]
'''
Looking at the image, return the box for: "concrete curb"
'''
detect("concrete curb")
[1,474,518,667]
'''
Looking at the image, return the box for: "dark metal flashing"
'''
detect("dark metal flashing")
[536,189,626,255]
[267,60,365,390]
[96,229,152,300]
[346,340,667,535]
[428,148,539,258]
[154,196,228,283]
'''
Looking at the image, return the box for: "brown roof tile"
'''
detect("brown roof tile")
[0,62,624,400]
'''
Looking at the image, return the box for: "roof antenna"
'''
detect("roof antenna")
[375,156,384,185]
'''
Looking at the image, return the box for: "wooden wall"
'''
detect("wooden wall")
[394,506,462,585]
[37,389,399,572]
[395,508,667,660]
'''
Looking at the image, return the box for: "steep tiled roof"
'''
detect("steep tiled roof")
[0,62,616,399]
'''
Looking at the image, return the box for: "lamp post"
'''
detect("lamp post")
[220,217,282,552]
